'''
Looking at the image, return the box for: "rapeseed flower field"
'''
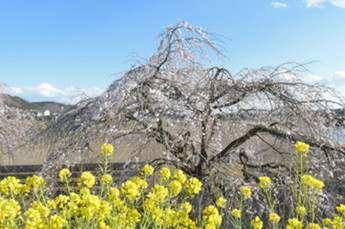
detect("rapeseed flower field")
[0,142,344,228]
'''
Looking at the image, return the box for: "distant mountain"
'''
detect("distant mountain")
[0,94,73,113]
[1,94,40,110]
[32,101,74,113]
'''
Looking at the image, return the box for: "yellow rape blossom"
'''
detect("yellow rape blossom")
[164,208,179,227]
[231,208,241,218]
[330,216,345,228]
[47,215,68,229]
[169,180,182,195]
[130,176,148,190]
[322,218,332,225]
[286,218,303,229]
[180,202,192,213]
[101,174,113,186]
[295,206,307,217]
[184,177,202,194]
[336,204,345,217]
[158,167,171,180]
[151,206,165,225]
[202,205,222,228]
[69,192,81,204]
[79,194,102,220]
[19,184,30,196]
[127,208,141,224]
[147,184,169,203]
[0,198,21,222]
[77,171,96,188]
[98,200,112,220]
[55,195,70,208]
[26,175,46,190]
[258,176,271,188]
[120,180,140,201]
[47,199,57,210]
[294,141,310,154]
[0,176,23,195]
[251,216,263,229]
[58,168,71,182]
[79,187,91,195]
[100,143,114,156]
[24,208,47,229]
[172,169,187,184]
[306,223,322,229]
[99,220,110,229]
[141,164,154,176]
[301,175,325,191]
[215,196,226,207]
[240,186,252,198]
[269,212,281,222]
[107,187,120,201]
[30,201,50,218]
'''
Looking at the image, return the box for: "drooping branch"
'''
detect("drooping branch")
[210,124,345,163]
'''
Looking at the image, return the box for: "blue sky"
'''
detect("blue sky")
[1,0,345,103]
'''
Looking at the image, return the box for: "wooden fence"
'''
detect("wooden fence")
[0,162,145,192]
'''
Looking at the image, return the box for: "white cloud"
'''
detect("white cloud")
[4,83,105,104]
[304,0,345,8]
[303,74,323,83]
[28,83,65,97]
[7,86,24,94]
[330,71,345,87]
[334,71,345,79]
[271,2,288,8]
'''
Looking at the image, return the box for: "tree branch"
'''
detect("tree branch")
[210,124,345,163]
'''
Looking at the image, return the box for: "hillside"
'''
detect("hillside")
[1,94,40,110]
[32,101,74,113]
[0,93,73,113]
